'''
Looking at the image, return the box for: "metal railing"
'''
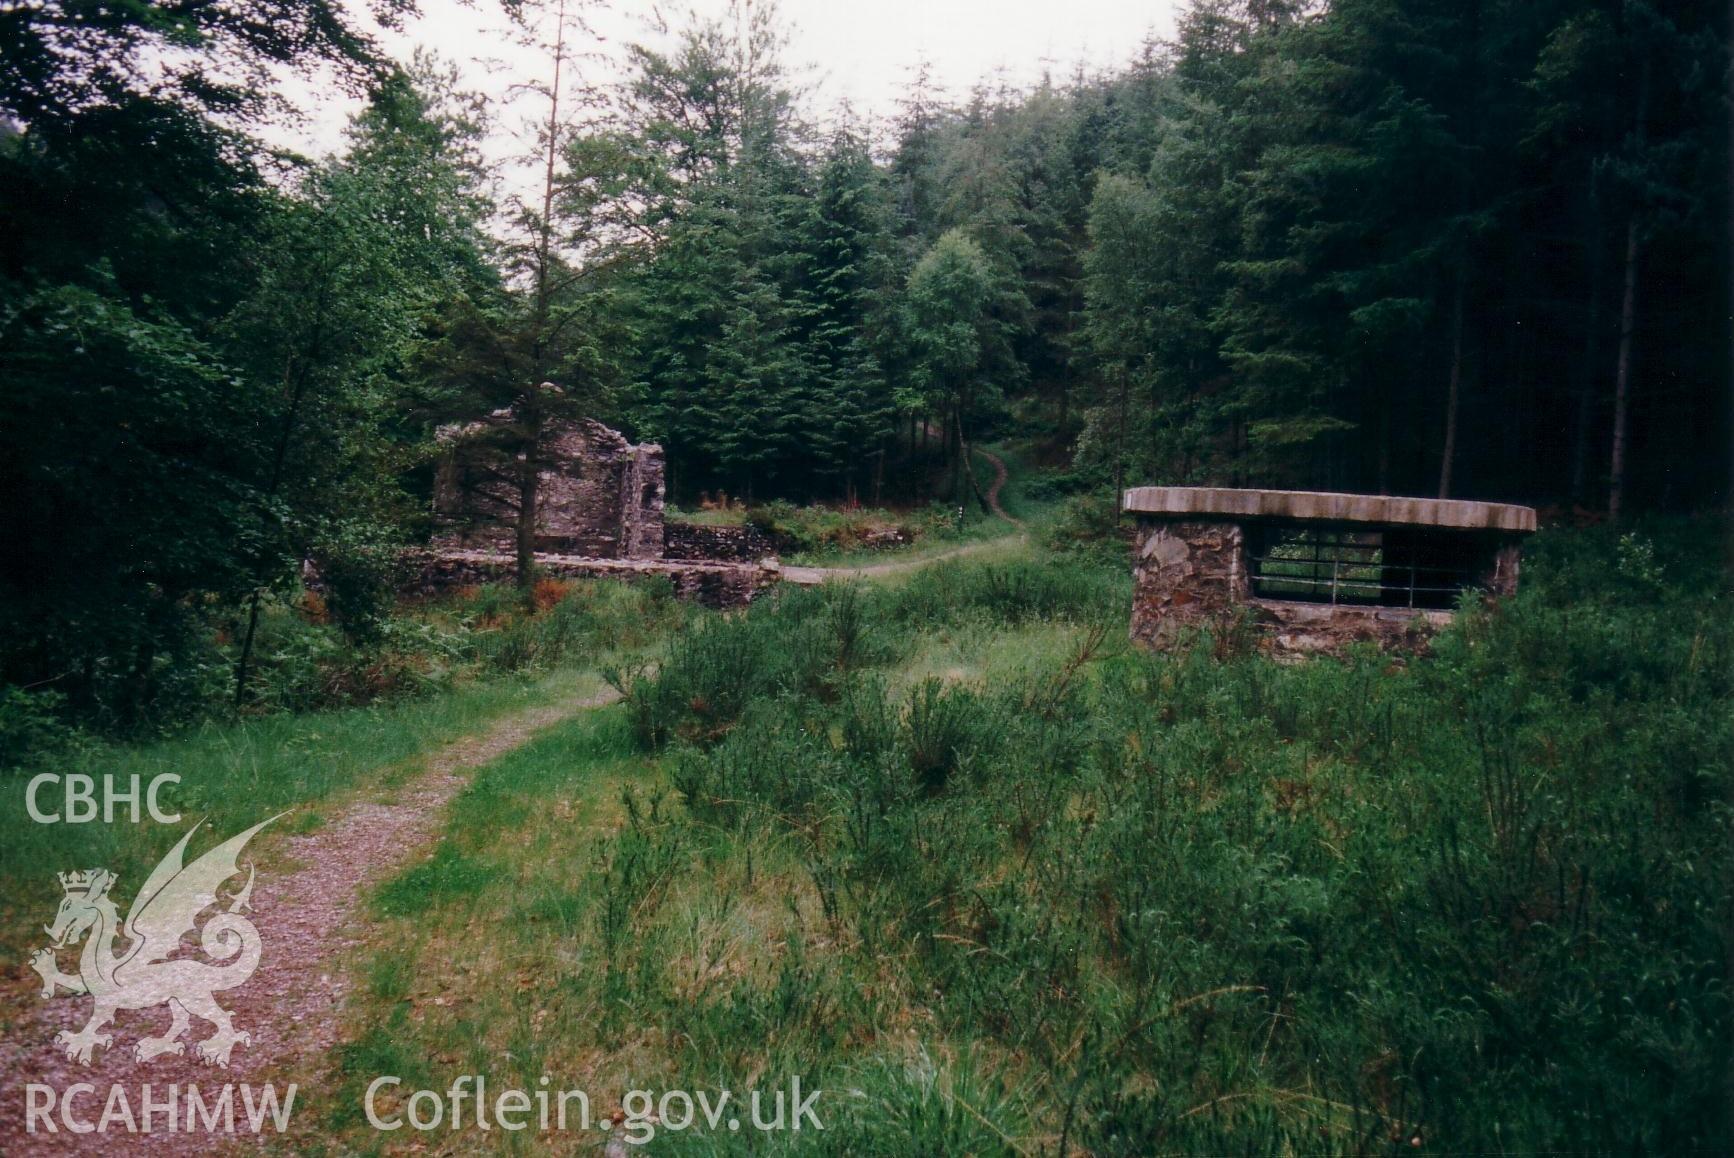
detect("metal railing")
[1248,529,1476,609]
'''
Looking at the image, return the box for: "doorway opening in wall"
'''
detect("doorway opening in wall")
[1247,525,1479,610]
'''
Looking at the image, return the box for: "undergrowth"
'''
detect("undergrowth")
[564,525,1728,1153]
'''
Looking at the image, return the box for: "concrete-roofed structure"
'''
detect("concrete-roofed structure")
[1122,487,1537,655]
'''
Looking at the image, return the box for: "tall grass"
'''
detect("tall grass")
[591,527,1732,1153]
[300,527,1726,1154]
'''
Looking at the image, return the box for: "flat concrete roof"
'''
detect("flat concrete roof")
[1122,486,1536,533]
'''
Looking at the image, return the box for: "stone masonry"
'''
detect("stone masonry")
[433,409,665,560]
[401,549,775,610]
[424,402,772,607]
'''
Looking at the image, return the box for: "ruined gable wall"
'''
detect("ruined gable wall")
[535,419,629,557]
[432,414,666,560]
[619,442,666,561]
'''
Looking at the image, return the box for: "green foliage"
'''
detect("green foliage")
[0,0,407,128]
[900,678,999,791]
[599,524,1730,1153]
[844,1046,1032,1155]
[1071,0,1727,503]
[615,26,904,502]
[1042,492,1134,566]
[0,687,84,772]
[906,231,1001,402]
[609,582,888,749]
[0,51,495,729]
[887,557,1127,630]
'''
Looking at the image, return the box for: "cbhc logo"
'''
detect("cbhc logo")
[25,774,182,824]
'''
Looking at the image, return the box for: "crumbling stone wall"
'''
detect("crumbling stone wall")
[662,523,780,563]
[401,549,773,609]
[433,411,664,561]
[1248,599,1452,656]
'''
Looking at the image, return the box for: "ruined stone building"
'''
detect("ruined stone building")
[432,411,666,560]
[1122,486,1536,655]
[419,406,776,607]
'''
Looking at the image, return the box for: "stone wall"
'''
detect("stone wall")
[401,549,774,609]
[1129,520,1248,649]
[620,442,667,560]
[662,522,780,563]
[432,408,664,561]
[415,402,798,608]
[1247,600,1453,655]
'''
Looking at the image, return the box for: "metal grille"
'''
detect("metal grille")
[1248,527,1478,610]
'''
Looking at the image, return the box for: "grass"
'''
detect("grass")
[313,524,1728,1154]
[321,707,657,1137]
[784,446,1053,570]
[0,575,685,1050]
[0,671,562,1038]
[667,445,1056,570]
[8,523,1727,1155]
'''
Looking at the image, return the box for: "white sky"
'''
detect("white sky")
[271,0,1181,187]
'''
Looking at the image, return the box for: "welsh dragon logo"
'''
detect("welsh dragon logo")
[29,816,282,1068]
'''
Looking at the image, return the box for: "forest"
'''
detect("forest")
[0,2,1730,1154]
[2,0,1728,730]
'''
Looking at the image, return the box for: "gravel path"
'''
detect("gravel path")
[0,688,615,1156]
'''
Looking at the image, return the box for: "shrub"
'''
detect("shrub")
[889,557,1126,628]
[0,686,84,770]
[900,677,998,791]
[1042,491,1133,564]
[307,523,401,646]
[612,582,895,749]
[626,520,1730,1153]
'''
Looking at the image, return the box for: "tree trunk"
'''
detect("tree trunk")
[1726,0,1734,582]
[1437,269,1467,499]
[1570,164,1605,505]
[515,443,540,589]
[1607,215,1641,521]
[517,0,565,592]
[948,405,962,502]
[234,355,314,707]
[1113,367,1129,519]
[1608,50,1651,522]
[233,593,266,709]
[959,430,990,514]
[1375,380,1391,495]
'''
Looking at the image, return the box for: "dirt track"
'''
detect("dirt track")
[0,689,615,1156]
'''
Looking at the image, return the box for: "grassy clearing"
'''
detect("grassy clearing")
[781,446,1051,570]
[316,526,1729,1154]
[319,706,665,1144]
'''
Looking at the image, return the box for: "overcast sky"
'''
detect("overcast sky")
[272,0,1182,183]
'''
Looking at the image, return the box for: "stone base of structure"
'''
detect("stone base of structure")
[1245,600,1455,655]
[402,549,776,609]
